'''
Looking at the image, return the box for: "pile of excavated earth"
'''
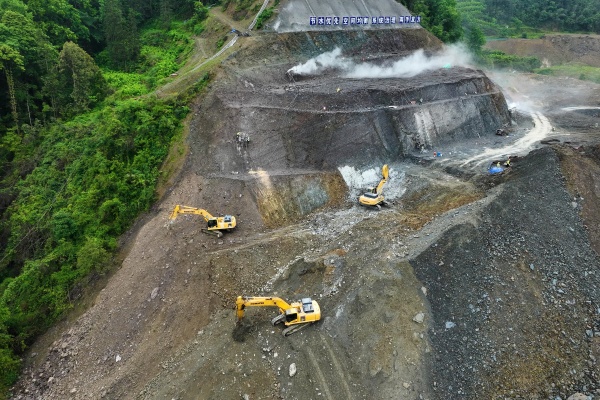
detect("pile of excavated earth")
[10,1,600,399]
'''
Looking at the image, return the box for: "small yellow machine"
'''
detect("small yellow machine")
[169,205,236,238]
[236,296,321,336]
[358,164,389,209]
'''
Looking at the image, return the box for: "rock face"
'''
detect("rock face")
[189,29,510,224]
[195,30,509,173]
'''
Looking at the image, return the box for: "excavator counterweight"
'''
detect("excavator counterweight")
[169,205,236,237]
[236,296,321,336]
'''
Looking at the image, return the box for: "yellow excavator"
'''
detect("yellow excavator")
[236,296,321,336]
[169,205,236,238]
[358,164,389,209]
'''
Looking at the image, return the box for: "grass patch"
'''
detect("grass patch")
[476,49,541,72]
[138,23,195,88]
[255,6,275,30]
[103,71,150,98]
[216,35,227,49]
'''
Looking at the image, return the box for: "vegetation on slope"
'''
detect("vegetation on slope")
[457,0,600,38]
[0,0,215,395]
[397,0,464,43]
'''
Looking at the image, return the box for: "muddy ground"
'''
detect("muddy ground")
[10,16,600,400]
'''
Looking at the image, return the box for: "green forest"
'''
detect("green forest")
[1,0,600,395]
[0,0,219,394]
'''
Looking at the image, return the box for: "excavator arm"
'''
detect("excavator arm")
[169,205,214,222]
[359,165,389,208]
[375,164,389,195]
[236,296,291,320]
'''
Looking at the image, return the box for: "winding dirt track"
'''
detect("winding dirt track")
[459,111,552,167]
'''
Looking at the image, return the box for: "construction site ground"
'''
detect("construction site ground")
[10,8,600,400]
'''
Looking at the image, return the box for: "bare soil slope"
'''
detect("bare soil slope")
[485,34,600,68]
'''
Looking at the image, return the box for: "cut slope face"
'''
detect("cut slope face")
[274,0,418,32]
[191,28,510,179]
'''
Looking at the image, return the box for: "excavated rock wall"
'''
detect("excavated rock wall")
[246,171,348,227]
[189,29,510,223]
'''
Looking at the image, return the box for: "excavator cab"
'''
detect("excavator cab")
[361,192,379,200]
[302,298,315,313]
[285,308,298,323]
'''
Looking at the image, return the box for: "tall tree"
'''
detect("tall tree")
[466,25,485,53]
[399,0,463,42]
[0,44,24,133]
[0,10,46,133]
[55,42,107,114]
[103,0,139,69]
[22,0,86,46]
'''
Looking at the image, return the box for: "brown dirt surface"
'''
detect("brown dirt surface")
[10,10,600,400]
[485,34,600,68]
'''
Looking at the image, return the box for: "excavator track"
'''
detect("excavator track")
[282,323,310,337]
[201,229,223,238]
[271,313,286,326]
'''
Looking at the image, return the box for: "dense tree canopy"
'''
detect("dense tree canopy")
[399,0,464,42]
[0,0,205,395]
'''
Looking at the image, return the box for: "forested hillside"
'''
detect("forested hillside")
[0,0,217,395]
[457,0,600,37]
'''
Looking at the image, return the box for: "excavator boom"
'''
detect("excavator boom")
[169,205,213,222]
[375,164,389,194]
[236,296,291,320]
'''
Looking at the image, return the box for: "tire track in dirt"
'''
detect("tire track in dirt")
[305,346,335,400]
[317,333,354,400]
[459,111,552,167]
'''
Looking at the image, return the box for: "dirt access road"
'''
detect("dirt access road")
[11,11,600,400]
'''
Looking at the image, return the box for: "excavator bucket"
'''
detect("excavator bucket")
[382,164,389,180]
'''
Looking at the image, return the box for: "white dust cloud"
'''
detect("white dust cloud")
[287,48,352,76]
[287,45,472,78]
[338,165,406,201]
